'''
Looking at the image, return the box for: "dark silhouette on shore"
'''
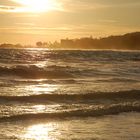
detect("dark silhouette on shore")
[0,32,140,50]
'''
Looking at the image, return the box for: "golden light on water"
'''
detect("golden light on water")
[25,84,58,95]
[24,124,56,140]
[11,0,61,13]
[23,122,68,140]
[33,105,46,112]
[33,85,58,94]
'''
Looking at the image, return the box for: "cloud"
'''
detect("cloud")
[1,0,140,13]
[0,26,72,35]
[60,0,140,12]
[0,5,16,12]
[91,0,140,6]
[60,0,107,11]
[0,0,18,6]
[0,5,24,13]
[0,0,22,12]
[0,0,62,13]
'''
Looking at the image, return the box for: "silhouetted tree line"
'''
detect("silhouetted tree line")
[60,32,140,50]
[0,32,140,50]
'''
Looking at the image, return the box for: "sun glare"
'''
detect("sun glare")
[24,124,54,139]
[12,0,60,12]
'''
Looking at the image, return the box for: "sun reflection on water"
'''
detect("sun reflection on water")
[26,84,58,95]
[33,105,46,112]
[24,124,56,140]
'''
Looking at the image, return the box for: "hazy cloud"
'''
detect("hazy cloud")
[1,0,140,13]
[61,0,140,11]
[0,5,16,12]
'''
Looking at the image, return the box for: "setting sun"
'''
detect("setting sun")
[12,0,60,12]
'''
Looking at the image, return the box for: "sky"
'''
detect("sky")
[0,0,140,45]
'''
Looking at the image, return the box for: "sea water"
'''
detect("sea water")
[0,48,140,139]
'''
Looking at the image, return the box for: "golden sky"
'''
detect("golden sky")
[0,0,140,45]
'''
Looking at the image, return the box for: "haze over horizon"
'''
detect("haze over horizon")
[0,0,140,45]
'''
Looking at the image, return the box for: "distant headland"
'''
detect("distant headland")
[0,32,140,50]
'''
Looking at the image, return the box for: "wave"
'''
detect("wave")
[97,77,140,82]
[0,65,74,79]
[0,103,139,122]
[0,64,138,80]
[0,90,140,103]
[0,65,116,80]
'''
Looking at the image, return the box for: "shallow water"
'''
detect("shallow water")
[0,48,140,139]
[0,113,140,140]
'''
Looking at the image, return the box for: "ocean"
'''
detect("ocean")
[0,48,140,139]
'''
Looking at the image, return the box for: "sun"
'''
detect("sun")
[12,0,60,13]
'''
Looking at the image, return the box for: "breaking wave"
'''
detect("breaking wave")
[0,90,139,103]
[0,103,139,122]
[0,65,74,79]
